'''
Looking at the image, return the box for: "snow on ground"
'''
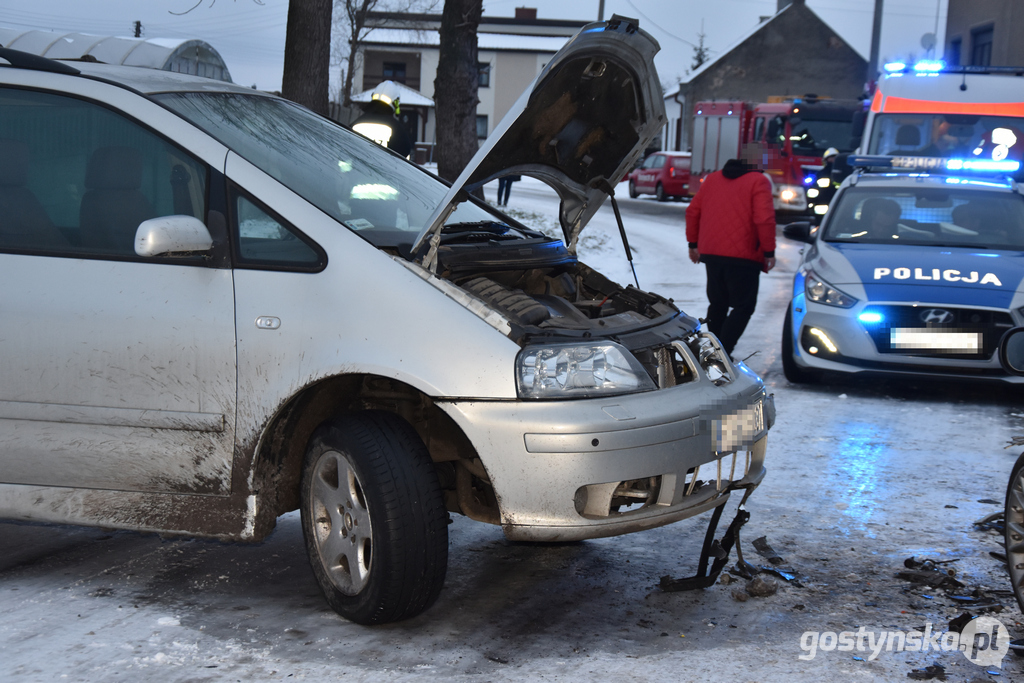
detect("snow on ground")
[2,172,1023,682]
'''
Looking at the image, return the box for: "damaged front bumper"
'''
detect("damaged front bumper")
[438,364,773,542]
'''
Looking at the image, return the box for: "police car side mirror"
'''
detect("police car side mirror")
[999,328,1024,375]
[783,221,814,244]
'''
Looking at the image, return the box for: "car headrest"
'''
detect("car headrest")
[85,146,144,190]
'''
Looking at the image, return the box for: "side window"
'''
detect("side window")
[232,190,324,270]
[0,87,208,259]
[653,155,667,169]
[753,117,765,143]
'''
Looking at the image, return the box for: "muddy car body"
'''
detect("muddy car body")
[0,17,772,624]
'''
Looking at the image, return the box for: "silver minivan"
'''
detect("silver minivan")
[0,17,773,624]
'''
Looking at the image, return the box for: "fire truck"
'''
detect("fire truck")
[860,61,1024,162]
[690,97,862,217]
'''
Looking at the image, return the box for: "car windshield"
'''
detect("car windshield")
[867,113,1024,158]
[823,184,1024,250]
[789,117,857,154]
[155,92,499,251]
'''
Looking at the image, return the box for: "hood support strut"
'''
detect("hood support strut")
[599,179,640,289]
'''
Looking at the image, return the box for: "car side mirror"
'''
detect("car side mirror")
[1000,328,1024,375]
[135,215,214,257]
[783,221,814,243]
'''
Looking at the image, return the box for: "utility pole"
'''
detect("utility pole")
[133,20,143,38]
[598,0,604,22]
[867,0,883,88]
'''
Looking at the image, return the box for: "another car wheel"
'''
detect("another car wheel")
[628,180,638,198]
[782,308,815,384]
[300,411,448,624]
[655,182,667,202]
[1006,451,1024,613]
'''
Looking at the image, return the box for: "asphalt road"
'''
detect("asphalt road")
[3,182,1023,682]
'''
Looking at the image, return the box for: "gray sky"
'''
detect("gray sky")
[1,0,948,93]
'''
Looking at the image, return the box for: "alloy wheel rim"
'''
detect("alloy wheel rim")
[310,450,374,595]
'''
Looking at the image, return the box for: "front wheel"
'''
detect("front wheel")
[655,183,667,202]
[782,308,815,384]
[301,411,448,624]
[628,180,638,198]
[1006,451,1024,613]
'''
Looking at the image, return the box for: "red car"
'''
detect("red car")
[627,151,691,201]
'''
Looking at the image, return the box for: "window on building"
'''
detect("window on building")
[383,62,407,84]
[478,62,491,88]
[476,115,488,140]
[946,37,962,68]
[971,26,993,67]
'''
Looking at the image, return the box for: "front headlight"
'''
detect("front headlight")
[804,270,857,308]
[778,185,803,203]
[515,341,656,399]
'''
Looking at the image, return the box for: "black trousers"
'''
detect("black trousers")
[497,177,513,205]
[704,260,761,355]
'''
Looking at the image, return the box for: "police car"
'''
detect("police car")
[781,154,1024,383]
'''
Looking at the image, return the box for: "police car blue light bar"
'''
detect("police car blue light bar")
[913,60,945,72]
[847,155,1021,174]
[883,62,906,73]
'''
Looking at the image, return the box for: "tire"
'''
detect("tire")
[1006,451,1024,613]
[300,411,448,624]
[655,182,667,202]
[782,308,815,384]
[628,180,638,198]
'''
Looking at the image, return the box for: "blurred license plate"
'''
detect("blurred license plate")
[713,401,763,452]
[890,328,982,353]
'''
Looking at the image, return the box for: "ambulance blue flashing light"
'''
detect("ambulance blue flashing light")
[883,62,906,73]
[913,60,945,72]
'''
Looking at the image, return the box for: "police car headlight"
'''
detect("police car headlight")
[515,341,656,399]
[805,270,857,308]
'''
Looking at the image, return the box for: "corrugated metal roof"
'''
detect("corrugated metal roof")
[0,27,232,82]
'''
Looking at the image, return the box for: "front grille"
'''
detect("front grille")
[864,305,1013,359]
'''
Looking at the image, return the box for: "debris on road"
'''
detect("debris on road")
[897,557,964,589]
[973,511,1005,534]
[752,536,784,564]
[906,663,946,681]
[746,575,779,597]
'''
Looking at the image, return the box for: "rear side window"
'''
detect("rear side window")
[0,87,208,259]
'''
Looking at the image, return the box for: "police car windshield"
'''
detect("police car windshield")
[867,113,1024,157]
[823,186,1024,250]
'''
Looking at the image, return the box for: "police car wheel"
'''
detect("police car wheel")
[628,180,638,198]
[1006,450,1024,613]
[782,308,816,384]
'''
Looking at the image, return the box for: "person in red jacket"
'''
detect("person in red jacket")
[685,157,776,357]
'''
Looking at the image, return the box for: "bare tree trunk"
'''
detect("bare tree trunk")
[434,0,482,183]
[282,0,333,116]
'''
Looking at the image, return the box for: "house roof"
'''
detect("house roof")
[0,27,232,81]
[677,2,864,86]
[351,80,434,107]
[360,28,570,53]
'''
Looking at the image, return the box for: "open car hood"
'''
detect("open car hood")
[413,15,665,256]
